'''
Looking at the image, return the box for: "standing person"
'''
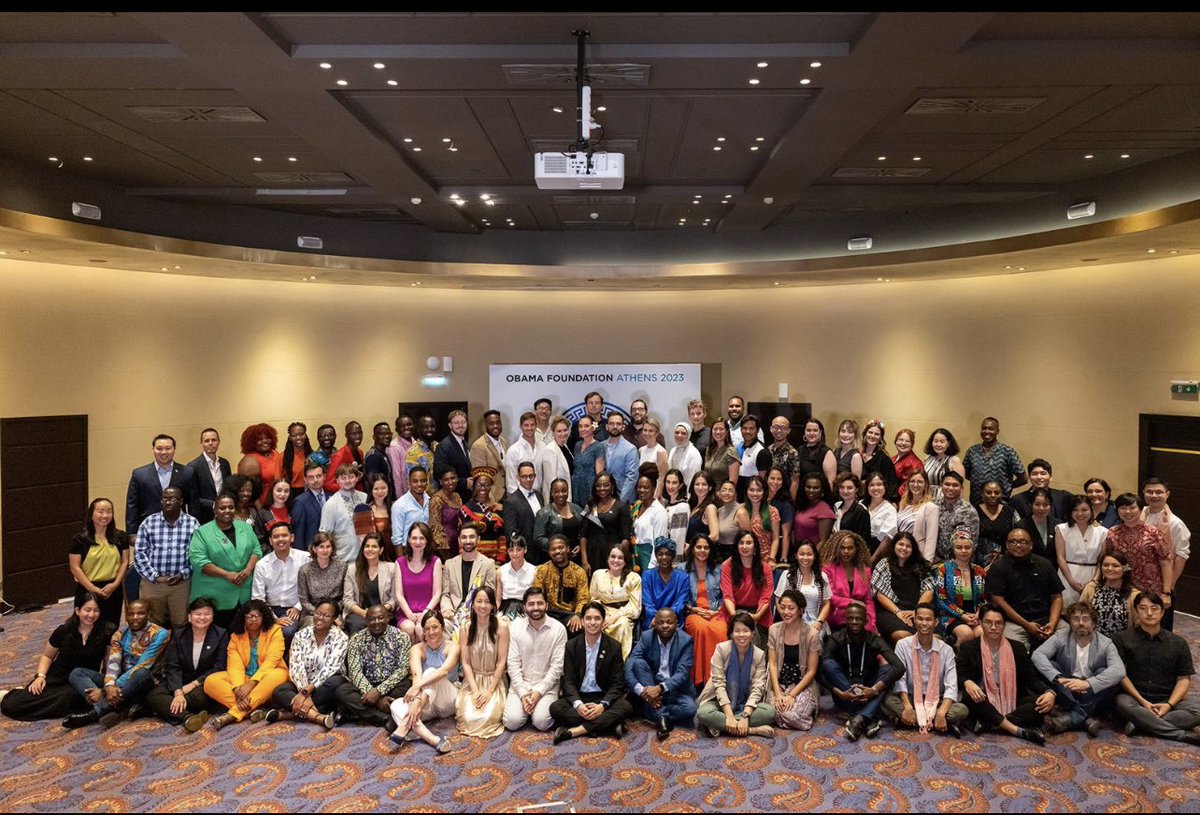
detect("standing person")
[433,410,473,501]
[1032,602,1125,738]
[627,608,696,739]
[684,535,727,689]
[460,469,506,563]
[985,529,1065,650]
[664,469,692,559]
[792,474,835,556]
[1141,478,1190,631]
[721,532,773,647]
[832,420,864,481]
[891,429,923,500]
[736,416,768,500]
[1105,492,1173,615]
[922,428,964,500]
[390,466,430,557]
[506,413,544,494]
[714,480,751,563]
[470,410,509,502]
[603,413,639,504]
[417,415,440,457]
[1011,460,1072,522]
[503,462,542,559]
[290,460,330,552]
[832,473,872,546]
[1015,488,1060,560]
[127,433,194,602]
[863,473,897,556]
[1085,478,1120,529]
[935,473,979,562]
[632,474,669,572]
[1,593,117,722]
[428,467,464,560]
[686,473,721,549]
[668,423,703,491]
[765,469,794,565]
[579,472,632,576]
[69,498,131,627]
[363,422,395,504]
[319,463,368,564]
[743,476,780,565]
[962,417,1027,506]
[393,522,441,639]
[456,585,510,739]
[503,587,567,732]
[533,398,554,447]
[188,428,231,525]
[696,612,776,739]
[725,396,761,451]
[362,474,394,561]
[896,471,938,562]
[703,418,740,491]
[958,605,1056,744]
[312,424,337,471]
[279,422,313,493]
[335,605,413,732]
[63,599,168,729]
[534,478,585,568]
[549,602,634,744]
[882,604,968,737]
[767,590,821,731]
[859,420,898,503]
[261,600,347,730]
[386,415,416,499]
[322,421,365,494]
[796,419,837,494]
[589,544,642,658]
[188,494,259,630]
[540,415,574,505]
[567,391,609,453]
[251,522,310,642]
[532,535,590,635]
[687,399,711,459]
[975,480,1020,569]
[1112,592,1200,744]
[767,417,801,503]
[1055,495,1106,606]
[819,602,904,741]
[571,415,606,505]
[237,424,283,505]
[258,479,293,540]
[624,398,662,448]
[934,531,987,646]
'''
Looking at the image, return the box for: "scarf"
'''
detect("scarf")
[725,643,754,712]
[910,637,941,733]
[980,636,1017,716]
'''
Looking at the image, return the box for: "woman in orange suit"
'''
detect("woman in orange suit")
[203,599,289,729]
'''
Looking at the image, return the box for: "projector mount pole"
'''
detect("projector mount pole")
[570,29,593,170]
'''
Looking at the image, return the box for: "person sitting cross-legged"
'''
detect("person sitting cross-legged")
[549,602,634,744]
[882,603,968,738]
[1032,601,1125,738]
[144,596,228,732]
[626,608,697,740]
[255,599,348,729]
[334,604,412,733]
[695,611,776,739]
[819,600,905,741]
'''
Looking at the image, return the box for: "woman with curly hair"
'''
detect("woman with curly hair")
[821,531,875,632]
[237,423,282,506]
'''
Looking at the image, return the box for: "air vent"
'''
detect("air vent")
[504,63,650,87]
[561,220,633,229]
[905,97,1045,115]
[325,207,417,221]
[552,195,637,206]
[832,167,931,178]
[531,138,639,154]
[254,172,355,183]
[127,106,266,123]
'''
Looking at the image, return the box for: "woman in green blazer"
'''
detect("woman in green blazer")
[189,494,261,628]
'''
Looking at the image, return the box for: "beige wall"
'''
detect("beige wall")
[2,254,1199,580]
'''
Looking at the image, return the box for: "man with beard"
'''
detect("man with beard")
[471,411,508,502]
[363,421,395,503]
[603,413,639,503]
[626,607,696,740]
[440,524,496,631]
[503,586,567,731]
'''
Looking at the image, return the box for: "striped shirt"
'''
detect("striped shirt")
[133,511,199,581]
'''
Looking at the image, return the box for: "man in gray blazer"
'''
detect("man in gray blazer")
[439,524,496,632]
[1032,601,1125,737]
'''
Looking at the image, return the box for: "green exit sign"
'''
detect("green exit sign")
[1171,381,1199,395]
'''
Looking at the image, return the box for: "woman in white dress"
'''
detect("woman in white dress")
[1054,495,1106,606]
[639,418,670,500]
[390,610,460,753]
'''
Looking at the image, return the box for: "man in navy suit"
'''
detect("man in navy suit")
[550,602,634,744]
[626,607,697,740]
[187,427,231,525]
[290,459,330,552]
[503,462,544,564]
[433,409,473,500]
[125,433,193,601]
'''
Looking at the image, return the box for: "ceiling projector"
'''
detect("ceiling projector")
[535,151,624,190]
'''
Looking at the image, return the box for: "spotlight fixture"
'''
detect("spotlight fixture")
[1066,201,1096,220]
[810,61,822,68]
[336,79,348,86]
[748,78,760,85]
[319,62,332,70]
[757,61,769,68]
[82,156,93,162]
[387,79,398,86]
[800,78,811,85]
[253,156,263,162]
[71,202,101,220]
[373,62,386,69]
[848,236,873,251]
[288,156,298,162]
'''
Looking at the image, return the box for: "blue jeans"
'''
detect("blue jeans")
[68,667,154,715]
[1053,683,1117,728]
[820,656,886,723]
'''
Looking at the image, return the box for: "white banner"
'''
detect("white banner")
[488,363,702,432]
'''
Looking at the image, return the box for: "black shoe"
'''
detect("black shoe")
[1018,727,1045,746]
[1178,731,1200,747]
[657,716,671,741]
[1043,715,1068,736]
[613,722,624,740]
[845,715,865,742]
[99,711,123,729]
[947,722,963,739]
[1085,718,1102,739]
[971,718,986,735]
[384,718,398,734]
[126,702,150,721]
[1124,720,1137,737]
[63,711,99,729]
[552,726,572,745]
[864,719,882,739]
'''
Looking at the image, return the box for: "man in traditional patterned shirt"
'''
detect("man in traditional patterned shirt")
[334,605,412,731]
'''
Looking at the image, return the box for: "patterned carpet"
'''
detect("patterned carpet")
[3,603,1200,812]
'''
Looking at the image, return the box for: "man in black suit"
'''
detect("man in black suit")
[1010,458,1072,521]
[143,596,229,731]
[550,601,634,744]
[290,459,330,551]
[125,433,193,602]
[187,427,231,525]
[504,461,544,564]
[363,420,395,503]
[433,409,473,500]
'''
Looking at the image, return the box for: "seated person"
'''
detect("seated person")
[335,605,413,732]
[257,600,348,729]
[503,587,567,732]
[202,600,289,730]
[767,590,821,731]
[532,535,590,635]
[1,593,116,722]
[550,602,635,744]
[1112,591,1200,744]
[440,524,497,633]
[696,611,776,738]
[1032,601,1125,737]
[984,528,1064,650]
[882,603,968,736]
[251,522,310,643]
[819,601,905,741]
[145,596,229,732]
[641,537,691,630]
[456,585,510,739]
[871,532,934,644]
[957,604,1055,744]
[342,533,397,635]
[63,599,167,729]
[390,610,461,752]
[626,608,697,740]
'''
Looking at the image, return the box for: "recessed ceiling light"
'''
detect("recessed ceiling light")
[453,199,466,206]
[508,222,514,227]
[373,62,386,69]
[442,138,451,143]
[1004,265,1013,269]
[800,78,811,85]
[82,156,93,162]
[912,156,922,161]
[485,199,495,206]
[1017,266,1026,271]
[596,105,607,112]
[552,106,563,114]
[252,156,263,162]
[1169,249,1179,254]
[480,193,491,200]
[1120,153,1130,159]
[319,62,332,70]
[0,251,7,255]
[48,156,58,162]
[1147,248,1157,253]
[387,79,398,86]
[403,138,413,143]
[336,79,348,86]
[876,277,884,282]
[773,281,781,286]
[680,218,687,223]
[810,61,822,68]
[18,249,30,254]
[288,156,298,162]
[877,156,886,161]
[309,276,317,280]
[1084,154,1094,159]
[413,147,421,151]
[410,197,422,205]
[757,61,769,68]
[713,146,722,151]
[161,267,169,271]
[717,137,726,142]
[449,146,458,152]
[756,137,765,142]
[748,78,760,85]
[449,193,460,199]
[724,194,733,199]
[750,146,759,151]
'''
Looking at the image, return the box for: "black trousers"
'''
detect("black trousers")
[271,677,341,713]
[332,675,410,725]
[145,683,215,724]
[548,691,634,735]
[966,696,1043,730]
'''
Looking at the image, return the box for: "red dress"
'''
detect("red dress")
[892,452,924,498]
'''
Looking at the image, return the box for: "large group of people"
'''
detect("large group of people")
[2,397,1197,754]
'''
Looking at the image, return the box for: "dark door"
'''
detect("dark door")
[1139,413,1200,615]
[1,415,88,607]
